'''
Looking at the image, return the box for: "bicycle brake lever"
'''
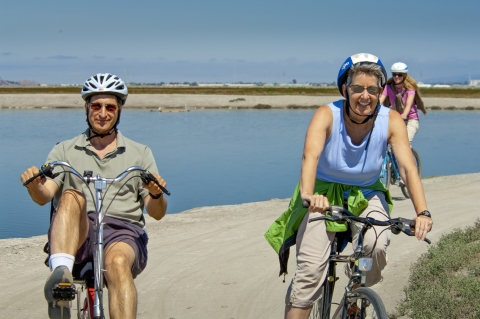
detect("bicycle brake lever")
[400,218,431,244]
[140,171,171,196]
[23,164,55,186]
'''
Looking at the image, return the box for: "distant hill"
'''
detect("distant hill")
[0,77,42,86]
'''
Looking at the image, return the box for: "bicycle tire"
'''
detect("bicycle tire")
[401,148,422,198]
[379,157,391,190]
[340,287,387,319]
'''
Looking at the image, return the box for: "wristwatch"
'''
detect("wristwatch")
[149,192,163,200]
[417,210,432,218]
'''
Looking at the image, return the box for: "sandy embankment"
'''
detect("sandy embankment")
[1,173,479,318]
[1,94,480,110]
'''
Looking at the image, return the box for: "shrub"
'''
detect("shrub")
[389,219,480,319]
[253,104,272,109]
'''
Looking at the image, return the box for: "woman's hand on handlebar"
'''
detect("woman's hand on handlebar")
[301,194,329,214]
[413,215,433,241]
[20,166,45,188]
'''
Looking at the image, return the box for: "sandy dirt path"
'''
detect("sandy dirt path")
[1,173,479,318]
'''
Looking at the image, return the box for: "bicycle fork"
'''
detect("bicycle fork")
[340,225,373,318]
[93,178,107,319]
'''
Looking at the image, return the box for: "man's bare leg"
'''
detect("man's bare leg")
[50,189,88,255]
[285,305,312,319]
[105,242,137,319]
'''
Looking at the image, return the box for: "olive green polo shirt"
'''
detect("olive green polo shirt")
[46,129,158,228]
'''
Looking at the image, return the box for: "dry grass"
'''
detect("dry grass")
[1,86,480,98]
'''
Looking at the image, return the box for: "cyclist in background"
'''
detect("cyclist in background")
[380,62,426,143]
[20,73,168,319]
[264,54,433,319]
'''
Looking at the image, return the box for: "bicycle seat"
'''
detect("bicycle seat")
[334,228,352,253]
[72,261,94,286]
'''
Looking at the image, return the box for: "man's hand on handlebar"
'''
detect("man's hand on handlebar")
[20,166,46,188]
[142,172,167,198]
[413,215,433,241]
[301,194,329,214]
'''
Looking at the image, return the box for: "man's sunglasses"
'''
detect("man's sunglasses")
[348,85,381,95]
[392,73,405,78]
[89,103,118,112]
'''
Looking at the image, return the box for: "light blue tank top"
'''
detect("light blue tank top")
[316,100,389,192]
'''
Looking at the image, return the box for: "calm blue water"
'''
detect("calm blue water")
[1,109,479,239]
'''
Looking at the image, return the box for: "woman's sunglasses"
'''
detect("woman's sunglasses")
[392,73,405,78]
[348,85,381,95]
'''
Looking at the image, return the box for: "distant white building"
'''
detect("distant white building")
[469,80,480,87]
[417,82,432,88]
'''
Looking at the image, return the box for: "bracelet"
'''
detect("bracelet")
[149,192,163,200]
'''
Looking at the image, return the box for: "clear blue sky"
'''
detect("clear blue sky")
[1,0,479,84]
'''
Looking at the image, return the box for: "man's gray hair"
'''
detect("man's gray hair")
[346,63,384,88]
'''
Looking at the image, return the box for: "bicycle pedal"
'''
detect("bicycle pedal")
[52,283,76,301]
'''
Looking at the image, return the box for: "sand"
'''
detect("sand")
[1,94,480,110]
[1,173,479,318]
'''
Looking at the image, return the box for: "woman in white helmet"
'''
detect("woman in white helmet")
[379,62,426,143]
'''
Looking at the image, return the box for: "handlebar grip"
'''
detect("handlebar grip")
[23,173,42,186]
[22,164,55,186]
[407,219,431,244]
[140,171,171,196]
[302,200,310,208]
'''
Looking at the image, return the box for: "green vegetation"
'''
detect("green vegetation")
[1,86,480,98]
[229,97,246,102]
[389,219,480,319]
[252,104,272,109]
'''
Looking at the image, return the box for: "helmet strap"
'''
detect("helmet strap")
[345,92,376,125]
[364,102,380,151]
[85,109,121,141]
[344,92,381,151]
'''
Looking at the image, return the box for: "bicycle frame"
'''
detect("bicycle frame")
[47,161,155,319]
[322,223,372,319]
[307,205,430,319]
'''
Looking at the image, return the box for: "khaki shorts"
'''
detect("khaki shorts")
[286,192,391,308]
[406,119,419,143]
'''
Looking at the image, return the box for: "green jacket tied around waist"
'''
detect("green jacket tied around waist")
[264,178,392,276]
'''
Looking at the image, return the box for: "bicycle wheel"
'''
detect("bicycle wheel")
[400,148,422,198]
[379,157,391,190]
[341,287,387,319]
[79,287,94,319]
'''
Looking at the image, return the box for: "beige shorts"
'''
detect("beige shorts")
[285,192,391,308]
[406,119,419,143]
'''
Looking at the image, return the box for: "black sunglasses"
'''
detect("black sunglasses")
[392,73,405,77]
[348,85,381,95]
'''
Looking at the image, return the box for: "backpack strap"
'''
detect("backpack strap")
[389,82,406,114]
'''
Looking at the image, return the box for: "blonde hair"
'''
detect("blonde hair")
[386,74,419,91]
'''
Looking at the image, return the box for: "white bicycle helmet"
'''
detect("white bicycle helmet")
[391,62,408,74]
[81,73,128,105]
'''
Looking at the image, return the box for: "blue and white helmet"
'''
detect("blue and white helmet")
[81,73,128,105]
[391,62,408,73]
[337,53,387,96]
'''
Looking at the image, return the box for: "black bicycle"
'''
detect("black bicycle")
[304,203,430,319]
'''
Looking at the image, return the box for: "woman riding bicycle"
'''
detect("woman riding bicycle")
[264,53,433,319]
[379,62,426,143]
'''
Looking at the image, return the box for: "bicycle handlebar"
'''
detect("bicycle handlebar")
[23,161,171,196]
[302,200,431,244]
